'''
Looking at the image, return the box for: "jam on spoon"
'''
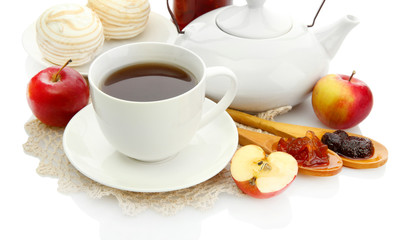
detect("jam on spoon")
[321,130,374,159]
[277,131,329,167]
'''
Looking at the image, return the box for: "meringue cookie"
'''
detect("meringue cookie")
[88,0,150,40]
[36,4,104,66]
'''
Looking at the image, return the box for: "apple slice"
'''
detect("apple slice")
[231,145,298,199]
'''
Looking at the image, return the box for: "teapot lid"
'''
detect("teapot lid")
[216,0,292,39]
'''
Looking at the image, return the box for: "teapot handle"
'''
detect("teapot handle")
[307,0,326,27]
[166,0,185,34]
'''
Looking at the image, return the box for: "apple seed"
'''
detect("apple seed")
[258,160,272,171]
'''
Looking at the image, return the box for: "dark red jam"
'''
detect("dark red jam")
[277,131,329,167]
[173,0,232,29]
[321,130,374,159]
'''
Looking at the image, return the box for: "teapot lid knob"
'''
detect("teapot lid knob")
[216,0,292,39]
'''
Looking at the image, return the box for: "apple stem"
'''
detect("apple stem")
[348,70,356,82]
[51,59,72,82]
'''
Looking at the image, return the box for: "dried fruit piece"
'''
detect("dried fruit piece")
[321,130,374,159]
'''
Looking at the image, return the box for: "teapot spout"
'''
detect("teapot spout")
[314,15,360,59]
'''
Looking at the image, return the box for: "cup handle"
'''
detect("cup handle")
[199,66,238,128]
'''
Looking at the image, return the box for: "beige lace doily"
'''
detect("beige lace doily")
[23,106,291,216]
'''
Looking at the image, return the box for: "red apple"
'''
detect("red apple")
[311,71,373,129]
[230,145,298,199]
[27,60,89,127]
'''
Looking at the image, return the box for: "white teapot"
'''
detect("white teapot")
[172,0,359,112]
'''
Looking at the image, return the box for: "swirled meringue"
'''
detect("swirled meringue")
[36,4,104,66]
[88,0,150,40]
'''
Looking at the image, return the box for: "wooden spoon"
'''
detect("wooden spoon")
[237,128,343,177]
[228,109,388,169]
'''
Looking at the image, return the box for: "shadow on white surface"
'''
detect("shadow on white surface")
[71,193,204,240]
[220,194,293,229]
[70,190,295,240]
[289,174,340,198]
[339,165,386,179]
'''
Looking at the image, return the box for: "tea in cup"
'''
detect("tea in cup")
[88,42,237,161]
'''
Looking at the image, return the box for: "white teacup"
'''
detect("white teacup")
[89,42,238,162]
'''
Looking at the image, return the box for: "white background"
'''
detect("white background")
[2,0,409,239]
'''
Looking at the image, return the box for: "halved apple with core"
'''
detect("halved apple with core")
[231,145,298,199]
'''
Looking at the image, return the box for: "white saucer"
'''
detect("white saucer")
[22,12,178,76]
[62,99,238,192]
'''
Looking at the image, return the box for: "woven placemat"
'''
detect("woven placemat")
[23,106,291,216]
